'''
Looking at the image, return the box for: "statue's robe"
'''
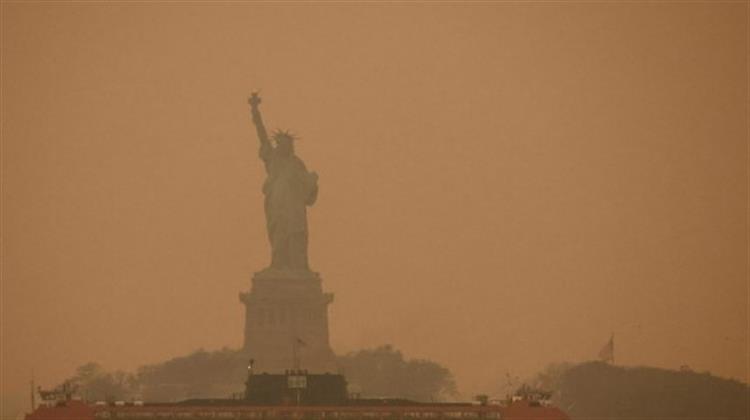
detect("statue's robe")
[260,143,318,271]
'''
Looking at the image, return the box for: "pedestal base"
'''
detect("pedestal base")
[240,269,336,373]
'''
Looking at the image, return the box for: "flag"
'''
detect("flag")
[598,334,614,364]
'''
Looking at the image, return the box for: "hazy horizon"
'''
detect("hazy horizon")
[2,2,747,419]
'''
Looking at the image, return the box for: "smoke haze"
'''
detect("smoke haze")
[2,2,747,418]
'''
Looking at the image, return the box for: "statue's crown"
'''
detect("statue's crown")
[272,129,298,142]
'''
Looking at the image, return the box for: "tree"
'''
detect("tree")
[135,347,248,401]
[65,362,134,402]
[336,345,457,402]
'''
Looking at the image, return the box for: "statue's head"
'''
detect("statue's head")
[273,130,296,156]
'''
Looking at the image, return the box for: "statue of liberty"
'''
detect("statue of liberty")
[248,93,318,273]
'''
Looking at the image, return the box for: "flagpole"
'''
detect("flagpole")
[30,373,35,412]
[292,339,299,370]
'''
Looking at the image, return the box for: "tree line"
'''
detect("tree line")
[56,345,457,403]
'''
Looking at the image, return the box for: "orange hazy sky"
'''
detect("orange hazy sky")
[1,2,747,418]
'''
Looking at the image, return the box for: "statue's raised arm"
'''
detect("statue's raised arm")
[248,92,272,162]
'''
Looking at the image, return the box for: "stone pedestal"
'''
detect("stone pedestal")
[240,269,336,373]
